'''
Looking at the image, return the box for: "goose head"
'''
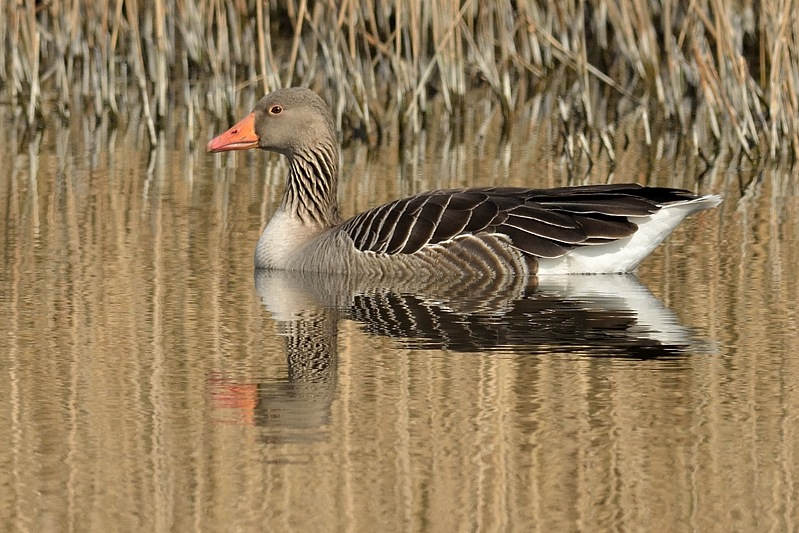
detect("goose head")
[207,87,336,158]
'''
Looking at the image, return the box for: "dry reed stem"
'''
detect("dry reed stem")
[154,0,168,121]
[255,0,269,94]
[24,0,41,124]
[284,0,307,88]
[123,0,157,145]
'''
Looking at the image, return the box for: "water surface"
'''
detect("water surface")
[1,109,798,532]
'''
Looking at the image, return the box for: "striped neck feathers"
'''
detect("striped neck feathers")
[282,141,341,228]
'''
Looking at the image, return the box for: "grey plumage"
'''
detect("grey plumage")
[207,88,721,276]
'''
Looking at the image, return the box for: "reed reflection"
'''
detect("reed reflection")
[237,271,705,442]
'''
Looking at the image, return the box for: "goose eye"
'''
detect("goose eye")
[269,105,283,115]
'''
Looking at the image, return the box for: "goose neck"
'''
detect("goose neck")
[282,145,340,228]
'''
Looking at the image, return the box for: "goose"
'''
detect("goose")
[208,87,721,277]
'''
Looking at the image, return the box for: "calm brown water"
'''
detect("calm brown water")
[1,107,798,533]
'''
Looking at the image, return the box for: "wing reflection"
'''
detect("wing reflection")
[240,271,704,443]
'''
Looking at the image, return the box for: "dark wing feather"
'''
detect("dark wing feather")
[502,214,587,244]
[571,214,637,239]
[431,208,472,242]
[340,184,698,258]
[350,202,392,250]
[539,196,658,216]
[446,191,490,210]
[464,200,500,232]
[370,202,405,251]
[384,208,418,253]
[510,205,583,228]
[400,201,445,253]
[501,226,571,258]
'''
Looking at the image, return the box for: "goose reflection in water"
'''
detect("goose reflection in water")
[208,271,708,443]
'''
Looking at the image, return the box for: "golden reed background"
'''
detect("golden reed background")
[1,106,798,531]
[4,0,799,157]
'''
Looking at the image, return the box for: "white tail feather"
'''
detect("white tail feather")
[537,194,722,274]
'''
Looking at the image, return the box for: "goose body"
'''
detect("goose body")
[208,88,721,277]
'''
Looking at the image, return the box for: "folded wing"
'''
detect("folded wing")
[340,184,702,259]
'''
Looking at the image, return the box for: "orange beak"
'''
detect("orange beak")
[207,112,259,152]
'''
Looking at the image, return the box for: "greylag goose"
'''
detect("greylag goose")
[208,88,721,276]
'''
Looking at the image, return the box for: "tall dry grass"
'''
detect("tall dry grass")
[1,1,798,158]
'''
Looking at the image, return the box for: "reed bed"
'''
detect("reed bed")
[2,0,798,159]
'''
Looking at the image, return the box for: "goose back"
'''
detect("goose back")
[339,184,707,261]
